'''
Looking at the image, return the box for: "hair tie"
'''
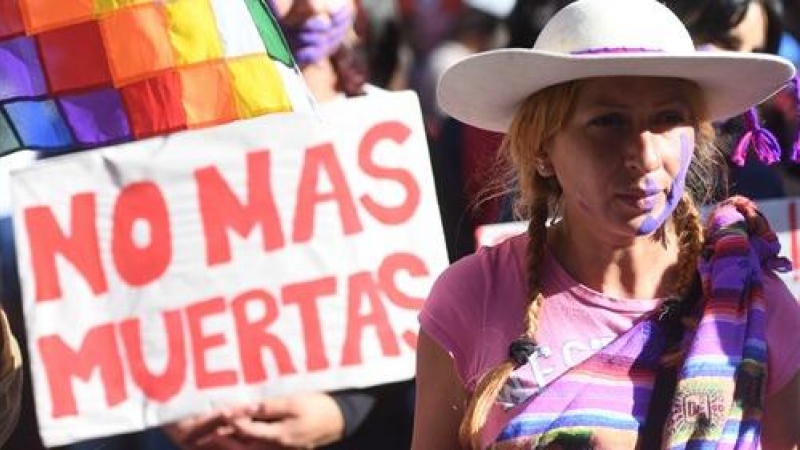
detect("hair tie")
[789,76,800,162]
[508,338,539,367]
[731,107,782,166]
[657,296,683,322]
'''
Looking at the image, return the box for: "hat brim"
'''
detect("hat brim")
[437,49,796,132]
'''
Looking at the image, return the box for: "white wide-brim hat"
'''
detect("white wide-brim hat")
[438,0,796,133]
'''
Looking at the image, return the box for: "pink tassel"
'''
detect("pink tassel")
[790,76,800,162]
[731,107,782,166]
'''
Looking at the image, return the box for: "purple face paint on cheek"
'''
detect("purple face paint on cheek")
[636,133,692,235]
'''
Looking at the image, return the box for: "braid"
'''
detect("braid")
[459,355,515,448]
[459,196,551,449]
[458,81,576,448]
[671,193,704,298]
[660,193,705,368]
[523,197,550,336]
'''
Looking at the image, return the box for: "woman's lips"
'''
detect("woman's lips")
[618,190,661,212]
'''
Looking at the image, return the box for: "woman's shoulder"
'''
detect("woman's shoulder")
[763,271,799,313]
[435,233,528,290]
[420,233,529,387]
[762,272,800,393]
[762,271,800,319]
[421,233,528,343]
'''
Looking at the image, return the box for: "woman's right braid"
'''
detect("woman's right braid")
[522,197,550,339]
[459,194,552,450]
[660,193,704,368]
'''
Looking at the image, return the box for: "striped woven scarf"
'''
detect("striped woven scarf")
[490,197,790,449]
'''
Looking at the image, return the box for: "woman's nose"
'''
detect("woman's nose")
[624,131,662,173]
[292,0,332,15]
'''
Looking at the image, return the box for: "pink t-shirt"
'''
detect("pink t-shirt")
[420,232,800,397]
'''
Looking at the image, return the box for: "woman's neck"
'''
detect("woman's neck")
[548,220,681,300]
[301,59,340,102]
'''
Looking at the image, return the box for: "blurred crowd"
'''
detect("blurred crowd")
[2,0,800,449]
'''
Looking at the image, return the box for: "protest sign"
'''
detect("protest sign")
[11,91,447,446]
[475,197,800,299]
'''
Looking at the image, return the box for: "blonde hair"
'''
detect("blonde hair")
[459,79,724,449]
[0,309,22,447]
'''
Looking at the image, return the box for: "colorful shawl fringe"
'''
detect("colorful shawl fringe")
[491,197,791,449]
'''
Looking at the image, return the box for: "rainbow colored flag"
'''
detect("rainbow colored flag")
[0,0,313,156]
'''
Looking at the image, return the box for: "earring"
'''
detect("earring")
[536,162,552,177]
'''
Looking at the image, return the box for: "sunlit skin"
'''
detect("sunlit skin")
[544,77,696,298]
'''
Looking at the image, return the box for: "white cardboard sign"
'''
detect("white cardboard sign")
[11,91,448,446]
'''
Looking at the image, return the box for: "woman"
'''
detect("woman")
[165,1,414,449]
[412,0,800,448]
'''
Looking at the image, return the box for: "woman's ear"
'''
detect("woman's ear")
[536,141,556,178]
[535,158,554,177]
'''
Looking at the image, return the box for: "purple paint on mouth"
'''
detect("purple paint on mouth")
[282,6,352,66]
[638,177,659,211]
[642,180,661,197]
[636,134,691,235]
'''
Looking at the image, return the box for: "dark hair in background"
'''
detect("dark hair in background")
[366,18,401,89]
[783,0,800,39]
[504,0,575,48]
[332,2,370,97]
[665,0,784,54]
[457,6,504,41]
[664,0,793,200]
[331,44,369,97]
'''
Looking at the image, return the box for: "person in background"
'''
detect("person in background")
[269,0,368,100]
[164,1,415,449]
[393,0,465,135]
[420,0,514,139]
[357,0,404,90]
[664,0,796,200]
[0,151,34,450]
[412,0,800,448]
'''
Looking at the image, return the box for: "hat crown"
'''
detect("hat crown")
[534,0,695,54]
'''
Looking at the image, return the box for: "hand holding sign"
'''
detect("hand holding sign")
[168,392,346,449]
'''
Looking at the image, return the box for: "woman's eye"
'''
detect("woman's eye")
[589,113,627,129]
[653,110,690,129]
